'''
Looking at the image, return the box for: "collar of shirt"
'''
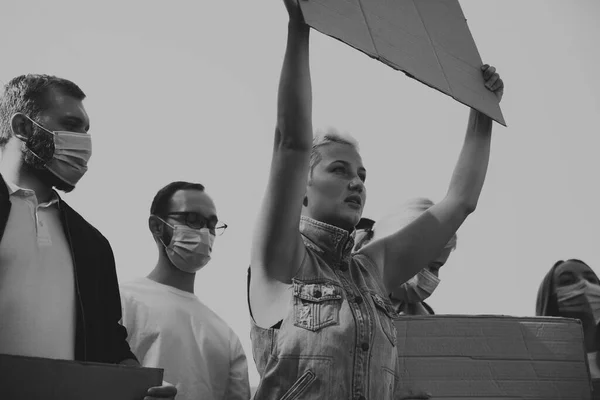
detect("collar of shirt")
[5,179,60,208]
[299,215,356,263]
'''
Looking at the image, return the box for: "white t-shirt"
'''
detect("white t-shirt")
[120,277,250,400]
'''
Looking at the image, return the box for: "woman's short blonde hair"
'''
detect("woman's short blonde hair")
[309,127,360,179]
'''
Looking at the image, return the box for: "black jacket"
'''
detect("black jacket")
[0,174,136,364]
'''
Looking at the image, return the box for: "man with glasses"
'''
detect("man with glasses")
[120,181,250,400]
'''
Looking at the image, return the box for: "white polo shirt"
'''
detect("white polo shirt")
[0,180,76,360]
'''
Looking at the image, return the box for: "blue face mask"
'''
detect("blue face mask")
[18,115,92,187]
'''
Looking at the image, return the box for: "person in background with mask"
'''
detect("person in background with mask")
[120,181,250,400]
[0,75,175,399]
[536,259,600,379]
[354,198,458,315]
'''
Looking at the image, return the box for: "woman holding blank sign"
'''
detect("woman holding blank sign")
[247,1,504,399]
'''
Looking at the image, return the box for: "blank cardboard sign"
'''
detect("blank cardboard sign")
[395,315,592,399]
[0,354,163,400]
[299,0,506,126]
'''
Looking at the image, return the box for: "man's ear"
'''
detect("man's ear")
[148,215,163,238]
[11,113,34,141]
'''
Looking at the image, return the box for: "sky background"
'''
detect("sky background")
[1,0,599,387]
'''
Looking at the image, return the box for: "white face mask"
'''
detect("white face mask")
[21,115,92,187]
[158,218,215,274]
[556,280,600,324]
[392,268,440,304]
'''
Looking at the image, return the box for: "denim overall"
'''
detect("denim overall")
[250,216,399,400]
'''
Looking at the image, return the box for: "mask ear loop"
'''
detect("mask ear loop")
[153,216,175,249]
[12,113,55,166]
[25,146,50,165]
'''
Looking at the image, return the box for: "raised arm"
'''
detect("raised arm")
[250,1,312,286]
[362,65,504,292]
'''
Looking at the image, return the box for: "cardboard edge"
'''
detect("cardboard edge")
[403,68,507,126]
[306,24,379,60]
[397,314,583,323]
[452,95,506,127]
[376,50,508,127]
[396,0,506,126]
[300,2,507,127]
[298,0,377,58]
[0,353,165,376]
[451,1,507,127]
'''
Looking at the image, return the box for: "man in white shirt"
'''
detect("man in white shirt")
[121,181,251,400]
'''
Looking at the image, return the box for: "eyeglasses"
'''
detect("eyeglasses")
[163,212,228,236]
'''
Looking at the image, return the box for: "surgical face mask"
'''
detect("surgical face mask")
[556,280,600,324]
[393,268,440,304]
[159,218,215,273]
[19,115,92,187]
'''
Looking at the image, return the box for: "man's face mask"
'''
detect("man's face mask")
[556,280,600,324]
[16,115,92,187]
[157,217,215,274]
[392,268,440,304]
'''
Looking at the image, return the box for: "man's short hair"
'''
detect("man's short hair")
[0,74,86,148]
[150,181,206,217]
[309,127,360,179]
